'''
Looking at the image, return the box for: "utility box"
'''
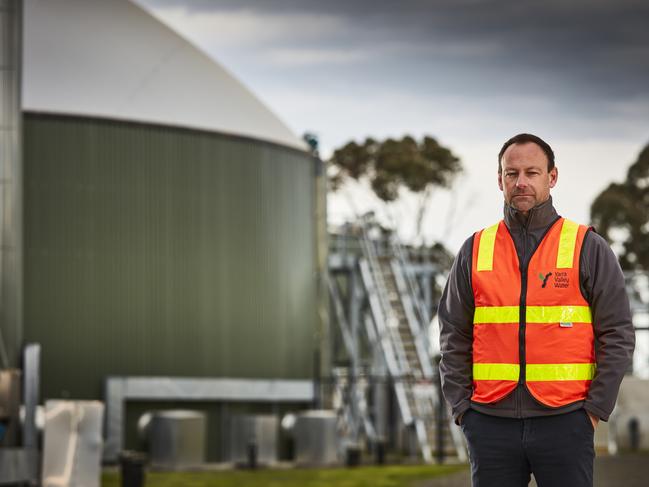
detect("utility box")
[294,410,339,466]
[148,410,206,469]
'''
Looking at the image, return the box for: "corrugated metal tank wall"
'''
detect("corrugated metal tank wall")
[23,113,318,399]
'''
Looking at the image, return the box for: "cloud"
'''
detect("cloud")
[140,5,349,48]
[264,48,369,66]
[137,0,649,102]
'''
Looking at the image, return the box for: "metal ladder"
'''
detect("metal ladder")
[391,238,467,462]
[359,223,466,462]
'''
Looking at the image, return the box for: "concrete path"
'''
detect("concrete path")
[593,454,649,487]
[419,454,649,487]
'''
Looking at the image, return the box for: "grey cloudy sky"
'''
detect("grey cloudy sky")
[136,0,649,250]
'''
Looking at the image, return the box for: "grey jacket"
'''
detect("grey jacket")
[439,197,635,423]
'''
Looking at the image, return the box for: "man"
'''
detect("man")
[438,133,635,487]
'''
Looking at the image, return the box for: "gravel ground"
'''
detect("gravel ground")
[418,454,649,487]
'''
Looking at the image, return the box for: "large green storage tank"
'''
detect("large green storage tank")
[23,115,318,398]
[16,0,325,455]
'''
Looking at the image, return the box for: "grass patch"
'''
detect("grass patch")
[102,464,466,487]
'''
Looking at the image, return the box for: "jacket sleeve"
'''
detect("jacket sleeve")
[438,236,475,423]
[580,231,635,421]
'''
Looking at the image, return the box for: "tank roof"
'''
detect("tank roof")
[23,0,308,151]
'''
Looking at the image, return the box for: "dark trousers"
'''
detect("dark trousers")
[461,409,595,487]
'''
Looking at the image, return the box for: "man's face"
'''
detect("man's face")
[498,142,558,215]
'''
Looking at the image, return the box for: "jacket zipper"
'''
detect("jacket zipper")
[517,212,531,418]
[519,263,528,409]
[504,208,561,417]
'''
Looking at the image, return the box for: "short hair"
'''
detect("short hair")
[498,133,555,173]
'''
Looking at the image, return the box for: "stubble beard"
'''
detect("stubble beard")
[509,194,537,213]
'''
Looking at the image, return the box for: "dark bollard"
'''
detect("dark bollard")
[629,417,640,452]
[247,440,258,469]
[346,444,362,467]
[119,451,146,487]
[374,438,386,465]
[285,437,295,462]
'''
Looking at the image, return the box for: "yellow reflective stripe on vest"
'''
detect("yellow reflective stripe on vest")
[526,305,592,324]
[474,305,592,324]
[556,219,579,268]
[526,363,596,381]
[474,306,519,324]
[477,222,499,271]
[473,363,520,381]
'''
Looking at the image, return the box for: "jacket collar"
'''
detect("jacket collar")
[503,196,559,232]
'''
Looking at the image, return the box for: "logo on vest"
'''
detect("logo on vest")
[539,272,553,288]
[553,271,570,289]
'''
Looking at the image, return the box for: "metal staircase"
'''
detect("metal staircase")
[357,222,466,463]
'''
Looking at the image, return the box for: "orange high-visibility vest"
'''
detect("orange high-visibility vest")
[470,217,595,407]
